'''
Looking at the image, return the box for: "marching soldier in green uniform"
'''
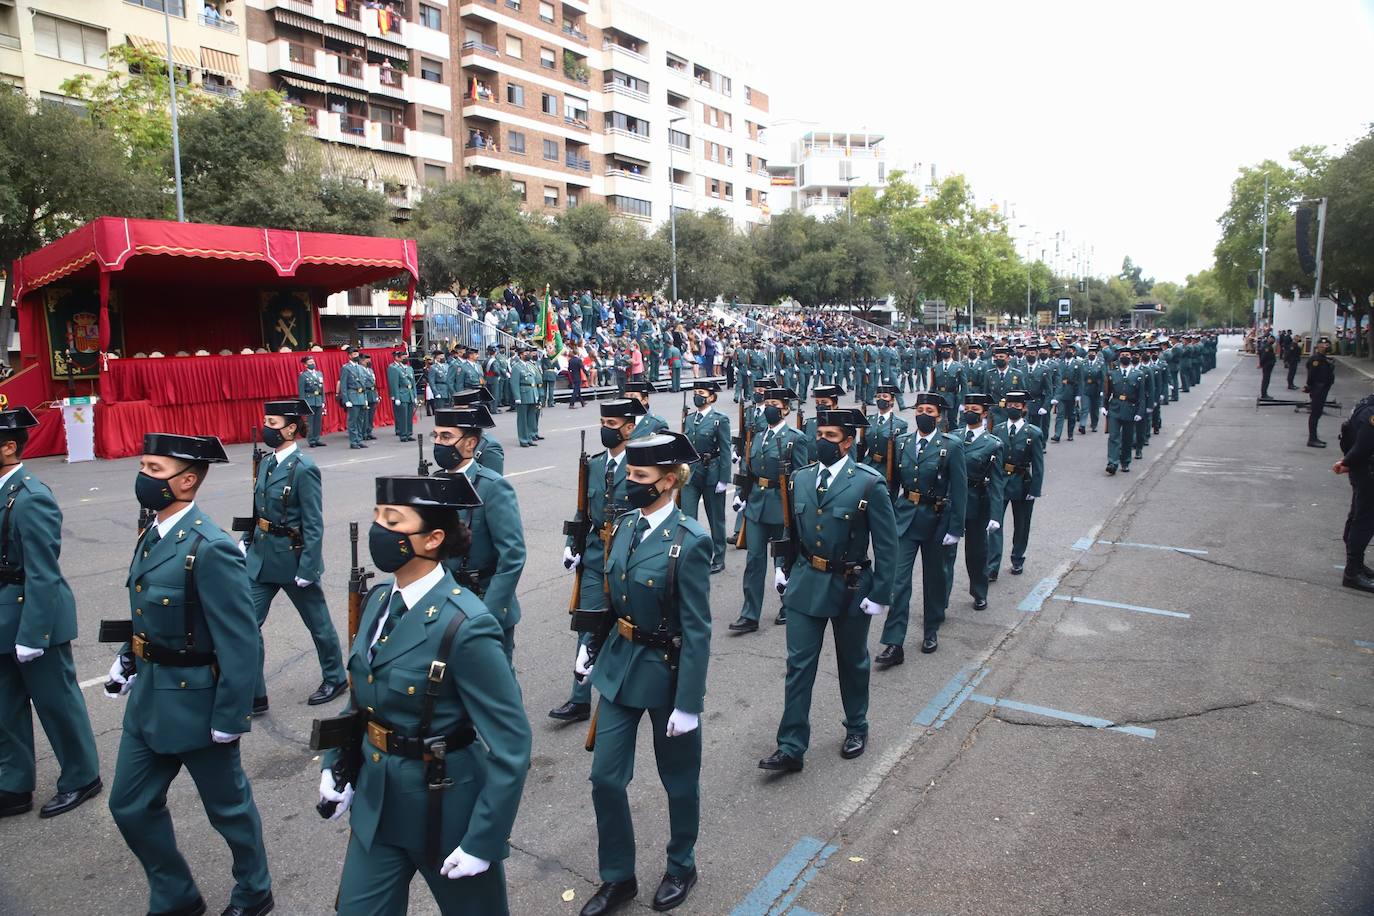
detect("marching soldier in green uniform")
[1024,345,1054,440]
[361,353,380,441]
[880,393,966,662]
[1081,346,1105,432]
[553,399,642,724]
[316,475,531,916]
[388,349,417,442]
[625,381,669,440]
[1051,348,1083,443]
[105,434,273,916]
[760,408,898,772]
[665,340,684,393]
[296,355,327,447]
[429,350,455,410]
[341,351,369,450]
[864,384,907,486]
[987,392,1045,580]
[931,341,966,430]
[241,400,346,715]
[459,348,485,393]
[982,346,1024,426]
[541,342,560,408]
[730,387,810,633]
[451,389,505,473]
[0,407,101,820]
[512,347,540,448]
[431,405,526,662]
[679,381,731,574]
[804,384,861,460]
[1105,348,1147,475]
[943,395,1005,610]
[573,432,712,916]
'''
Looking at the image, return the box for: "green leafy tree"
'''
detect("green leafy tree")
[551,203,664,293]
[653,209,754,303]
[409,174,540,296]
[1317,129,1374,354]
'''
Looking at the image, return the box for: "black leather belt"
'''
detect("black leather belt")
[365,716,476,760]
[131,634,217,668]
[615,616,680,651]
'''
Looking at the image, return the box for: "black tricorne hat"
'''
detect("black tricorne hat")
[816,408,866,433]
[876,384,899,396]
[434,405,495,430]
[915,393,947,409]
[964,394,994,408]
[264,399,309,418]
[0,407,39,430]
[600,398,646,419]
[1003,390,1030,403]
[451,388,494,406]
[692,380,721,392]
[143,434,229,464]
[626,432,700,466]
[811,384,845,401]
[764,387,797,403]
[624,381,653,395]
[375,474,481,509]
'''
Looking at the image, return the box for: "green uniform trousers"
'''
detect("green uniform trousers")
[251,579,346,699]
[531,402,542,438]
[0,644,99,794]
[740,520,785,623]
[670,366,682,392]
[776,611,871,760]
[987,498,1034,576]
[394,399,414,439]
[883,534,948,645]
[514,404,533,445]
[949,496,994,602]
[346,404,367,447]
[337,831,509,916]
[109,733,271,913]
[679,482,726,565]
[589,699,701,883]
[365,403,376,438]
[1107,418,1136,468]
[307,406,324,445]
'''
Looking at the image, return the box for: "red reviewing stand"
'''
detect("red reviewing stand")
[6,217,418,459]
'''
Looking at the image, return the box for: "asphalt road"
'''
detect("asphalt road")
[2,339,1370,916]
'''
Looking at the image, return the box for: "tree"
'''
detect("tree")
[551,203,664,294]
[747,212,887,306]
[653,209,754,303]
[1317,128,1374,355]
[1118,256,1154,297]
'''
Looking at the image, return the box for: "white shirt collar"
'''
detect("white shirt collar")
[768,420,786,433]
[640,500,676,537]
[916,430,937,446]
[1010,419,1024,434]
[390,562,447,611]
[0,463,23,492]
[967,425,985,440]
[156,502,196,539]
[273,442,298,462]
[607,450,623,468]
[697,404,714,416]
[819,453,849,484]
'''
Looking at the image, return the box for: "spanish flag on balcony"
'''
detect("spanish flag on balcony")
[533,285,563,356]
[336,0,347,12]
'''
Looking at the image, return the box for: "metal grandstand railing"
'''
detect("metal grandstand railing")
[422,295,520,353]
[711,302,787,339]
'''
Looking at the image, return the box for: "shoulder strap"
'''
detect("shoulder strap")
[419,608,466,739]
[0,489,17,567]
[661,523,690,635]
[282,457,301,506]
[183,533,205,648]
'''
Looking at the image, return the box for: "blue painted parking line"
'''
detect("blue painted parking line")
[936,667,991,728]
[1071,536,1096,551]
[1096,539,1208,555]
[968,695,1157,739]
[1356,639,1374,650]
[915,664,978,727]
[1051,595,1191,619]
[730,836,838,916]
[1018,576,1060,613]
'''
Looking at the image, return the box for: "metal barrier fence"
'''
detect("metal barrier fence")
[422,295,520,353]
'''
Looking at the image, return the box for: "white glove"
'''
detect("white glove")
[1100,407,1108,415]
[344,401,353,408]
[774,567,788,595]
[563,546,581,570]
[14,644,43,662]
[1075,396,1082,405]
[238,540,248,555]
[574,644,592,682]
[441,846,491,879]
[211,729,240,744]
[1025,495,1036,502]
[732,495,744,512]
[942,533,960,546]
[1037,407,1047,415]
[715,482,728,494]
[294,577,313,588]
[393,398,400,405]
[986,519,1001,532]
[1133,415,1142,422]
[666,708,700,737]
[859,598,887,616]
[318,768,353,821]
[1050,399,1059,406]
[731,449,739,464]
[106,655,134,695]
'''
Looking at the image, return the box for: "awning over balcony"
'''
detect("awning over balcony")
[125,34,200,71]
[199,46,240,78]
[272,8,323,33]
[323,144,418,187]
[322,23,364,46]
[278,74,328,96]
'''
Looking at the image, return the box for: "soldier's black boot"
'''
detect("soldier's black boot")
[1343,559,1374,594]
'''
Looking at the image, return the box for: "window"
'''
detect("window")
[127,0,185,14]
[506,0,521,9]
[506,83,524,106]
[544,186,559,207]
[425,163,448,184]
[723,182,733,200]
[421,111,445,134]
[40,92,87,112]
[606,111,648,137]
[511,180,527,199]
[719,75,731,96]
[419,57,442,82]
[507,130,525,153]
[33,14,106,68]
[543,139,558,161]
[568,191,580,208]
[419,4,442,30]
[541,92,557,115]
[539,1,555,22]
[505,35,523,58]
[609,195,651,218]
[563,97,587,124]
[668,128,690,150]
[539,47,556,69]
[708,178,719,197]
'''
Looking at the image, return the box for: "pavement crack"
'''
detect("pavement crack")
[1176,550,1339,591]
[508,839,601,889]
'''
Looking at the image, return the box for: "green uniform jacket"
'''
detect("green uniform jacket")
[444,464,524,628]
[592,509,712,713]
[567,451,630,575]
[387,362,417,403]
[1107,367,1147,421]
[0,470,77,650]
[1023,363,1053,405]
[460,361,484,391]
[362,366,379,406]
[340,362,367,407]
[683,409,731,488]
[327,577,530,862]
[297,368,326,410]
[892,432,967,543]
[742,424,811,526]
[992,421,1045,500]
[931,361,966,405]
[512,361,539,404]
[124,507,257,752]
[428,361,454,398]
[864,412,907,472]
[783,460,897,614]
[475,433,505,475]
[243,448,324,585]
[630,413,670,441]
[1055,358,1084,401]
[959,430,1007,529]
[1082,359,1105,393]
[983,366,1025,405]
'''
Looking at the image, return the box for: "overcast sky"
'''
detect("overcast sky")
[634,0,1374,284]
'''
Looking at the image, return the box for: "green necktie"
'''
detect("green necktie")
[818,468,831,494]
[376,591,407,648]
[630,517,650,554]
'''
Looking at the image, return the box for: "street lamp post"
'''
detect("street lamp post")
[843,174,861,225]
[163,5,185,221]
[668,114,686,305]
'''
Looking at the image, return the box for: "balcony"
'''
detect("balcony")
[199,14,240,33]
[564,114,590,131]
[601,41,646,64]
[201,81,241,98]
[603,82,648,104]
[267,0,318,15]
[379,122,407,152]
[339,113,369,143]
[270,39,320,77]
[371,64,406,98]
[562,22,588,43]
[565,152,591,171]
[605,168,648,183]
[460,39,500,56]
[604,126,649,142]
[329,53,366,86]
[670,182,690,195]
[0,33,18,50]
[464,82,496,103]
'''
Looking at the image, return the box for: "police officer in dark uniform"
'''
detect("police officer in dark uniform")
[1334,391,1374,593]
[1304,337,1335,448]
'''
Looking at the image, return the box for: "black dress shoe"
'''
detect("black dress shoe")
[251,696,269,717]
[150,897,207,916]
[315,441,328,447]
[38,777,101,819]
[548,701,591,722]
[580,879,638,916]
[364,435,377,441]
[921,630,939,654]
[1121,465,1130,473]
[973,597,988,611]
[987,570,999,582]
[874,644,904,668]
[710,561,725,574]
[1050,436,1060,443]
[1342,573,1374,594]
[1134,451,1143,460]
[758,750,803,772]
[728,616,758,633]
[774,609,787,624]
[220,893,274,916]
[307,681,347,706]
[1105,463,1117,475]
[1308,439,1327,448]
[1010,563,1024,576]
[0,789,32,818]
[840,732,866,759]
[1078,426,1086,434]
[651,868,697,911]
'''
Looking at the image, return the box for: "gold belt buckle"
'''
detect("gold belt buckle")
[257,518,271,532]
[758,477,772,489]
[132,634,148,660]
[809,555,829,572]
[616,617,636,641]
[367,720,389,753]
[906,490,922,505]
[1003,463,1016,475]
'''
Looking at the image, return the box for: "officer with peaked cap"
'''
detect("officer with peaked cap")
[431,405,526,662]
[388,349,418,442]
[679,380,732,574]
[105,434,273,916]
[241,399,346,715]
[296,355,327,447]
[987,391,1045,581]
[0,406,101,821]
[317,475,530,915]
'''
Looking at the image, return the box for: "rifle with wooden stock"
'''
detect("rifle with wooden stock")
[733,406,755,549]
[885,435,898,499]
[417,431,432,477]
[230,425,267,541]
[564,431,590,616]
[769,441,798,573]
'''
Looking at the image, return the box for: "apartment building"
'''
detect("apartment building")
[455,0,772,230]
[243,0,455,211]
[0,0,249,105]
[766,127,890,222]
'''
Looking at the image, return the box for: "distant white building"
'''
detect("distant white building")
[766,127,889,221]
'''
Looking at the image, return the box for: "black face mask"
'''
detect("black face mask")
[994,359,1007,369]
[752,391,765,403]
[261,426,287,449]
[600,425,625,449]
[433,443,461,471]
[763,405,783,425]
[625,476,664,510]
[815,437,843,466]
[368,522,434,573]
[306,362,316,371]
[961,410,982,427]
[876,398,893,411]
[1027,356,1037,364]
[914,414,939,435]
[693,394,707,408]
[135,470,182,511]
[1006,407,1024,421]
